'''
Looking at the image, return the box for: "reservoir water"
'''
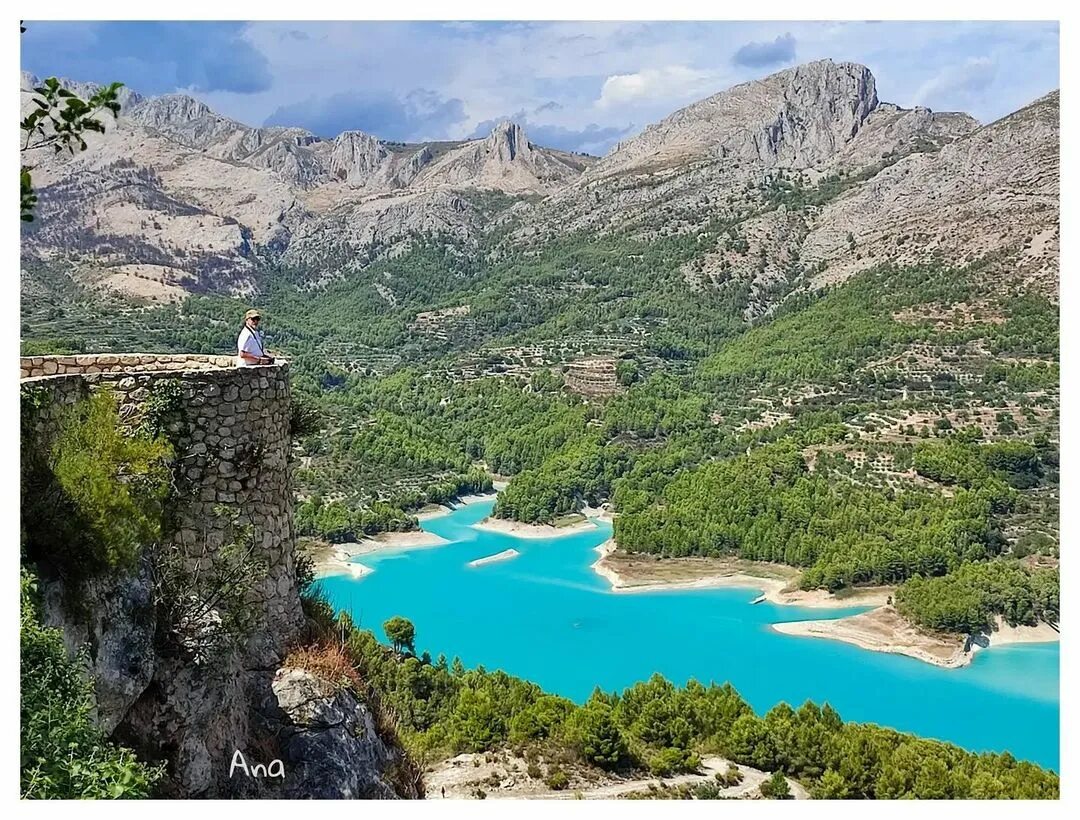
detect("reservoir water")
[317,498,1059,770]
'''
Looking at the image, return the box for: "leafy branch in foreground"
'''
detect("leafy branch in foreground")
[20,77,123,221]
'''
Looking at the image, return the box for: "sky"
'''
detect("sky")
[20,21,1060,156]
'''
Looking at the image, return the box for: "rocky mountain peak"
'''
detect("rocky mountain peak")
[128,94,215,128]
[328,130,391,186]
[21,71,145,110]
[484,121,532,162]
[601,58,882,174]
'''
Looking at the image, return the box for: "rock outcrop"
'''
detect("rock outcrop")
[256,668,405,799]
[600,60,880,173]
[519,59,1057,311]
[328,131,392,187]
[21,355,412,799]
[20,72,593,294]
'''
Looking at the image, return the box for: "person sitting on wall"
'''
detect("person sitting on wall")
[237,309,274,366]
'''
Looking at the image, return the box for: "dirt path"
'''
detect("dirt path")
[426,753,807,800]
[550,756,767,799]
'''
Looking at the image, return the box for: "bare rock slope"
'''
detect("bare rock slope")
[524,59,1056,312]
[20,72,593,294]
[21,60,1058,308]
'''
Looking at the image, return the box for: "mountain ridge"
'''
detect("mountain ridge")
[20,61,1058,308]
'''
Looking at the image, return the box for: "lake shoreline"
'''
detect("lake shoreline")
[311,530,450,578]
[591,540,891,609]
[415,489,503,521]
[318,503,1059,769]
[772,611,1060,669]
[473,515,599,539]
[592,541,1059,669]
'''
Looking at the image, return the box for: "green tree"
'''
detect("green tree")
[383,615,416,654]
[813,768,851,799]
[760,771,791,799]
[615,359,640,386]
[563,700,627,769]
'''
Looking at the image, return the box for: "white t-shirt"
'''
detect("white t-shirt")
[237,326,265,366]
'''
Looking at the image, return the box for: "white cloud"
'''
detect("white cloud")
[914,56,997,109]
[52,21,1056,152]
[597,65,722,109]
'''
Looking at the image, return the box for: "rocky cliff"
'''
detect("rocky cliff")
[20,355,414,799]
[20,72,592,295]
[519,59,1057,315]
[20,59,1059,311]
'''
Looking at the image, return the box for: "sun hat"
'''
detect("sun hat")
[244,309,262,320]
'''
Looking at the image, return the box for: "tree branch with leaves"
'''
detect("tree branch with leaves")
[20,77,123,221]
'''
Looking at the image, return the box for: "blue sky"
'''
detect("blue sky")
[21,21,1059,155]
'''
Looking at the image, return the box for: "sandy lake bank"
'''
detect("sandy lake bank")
[468,548,520,567]
[591,540,890,608]
[310,530,450,578]
[772,610,1059,669]
[473,516,599,539]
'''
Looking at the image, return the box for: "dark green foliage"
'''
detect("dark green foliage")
[383,616,416,654]
[545,768,570,790]
[615,441,1005,590]
[896,562,1059,634]
[288,394,321,440]
[21,337,86,355]
[21,389,172,579]
[137,379,184,442]
[615,359,640,386]
[295,495,418,543]
[151,507,268,662]
[701,265,949,387]
[563,700,629,769]
[20,569,160,798]
[508,695,575,743]
[760,770,792,799]
[912,439,1043,491]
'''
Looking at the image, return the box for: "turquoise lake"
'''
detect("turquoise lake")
[317,498,1059,770]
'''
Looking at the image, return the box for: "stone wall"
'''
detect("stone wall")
[20,354,305,796]
[20,352,237,379]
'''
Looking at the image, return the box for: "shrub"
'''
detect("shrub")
[720,762,743,786]
[20,569,161,798]
[692,781,721,799]
[545,769,569,791]
[649,746,700,777]
[23,389,172,578]
[289,395,322,440]
[284,642,363,693]
[150,506,267,663]
[759,771,791,799]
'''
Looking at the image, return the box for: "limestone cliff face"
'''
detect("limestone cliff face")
[257,668,402,799]
[800,90,1059,294]
[417,121,590,192]
[599,60,880,174]
[19,61,1058,307]
[520,60,1057,309]
[20,70,593,293]
[20,354,411,799]
[328,131,392,187]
